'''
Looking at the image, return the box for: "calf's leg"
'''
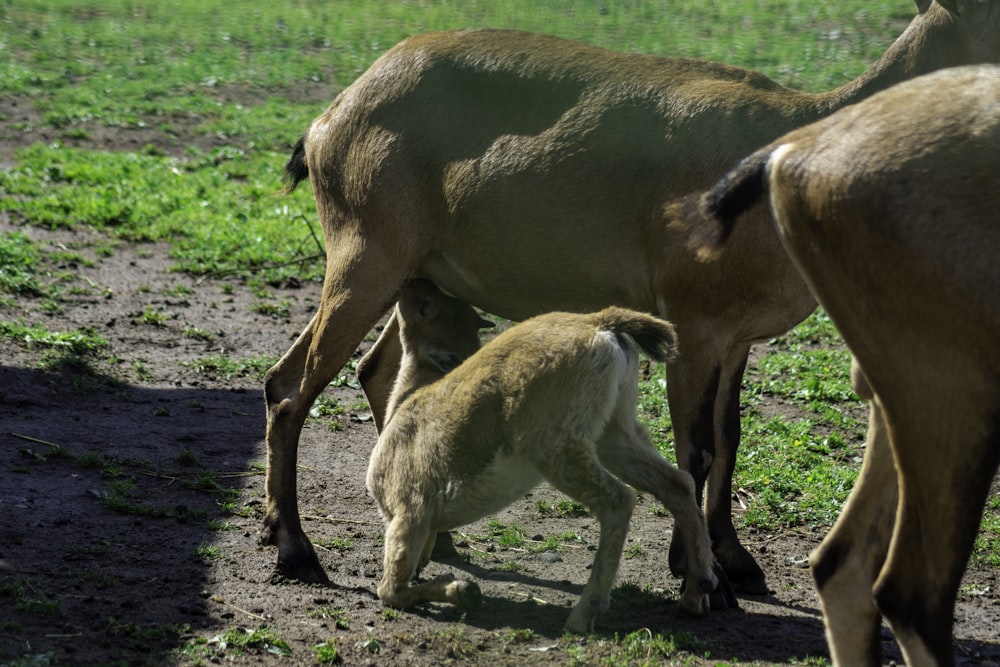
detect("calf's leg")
[597,418,725,614]
[539,440,636,634]
[357,309,465,561]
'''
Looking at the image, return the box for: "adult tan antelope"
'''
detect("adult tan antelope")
[262,0,1000,591]
[679,64,1000,667]
[367,279,730,632]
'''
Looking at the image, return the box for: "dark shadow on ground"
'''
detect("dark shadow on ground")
[0,364,264,664]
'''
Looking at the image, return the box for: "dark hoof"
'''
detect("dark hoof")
[276,555,331,585]
[669,526,769,596]
[667,535,686,578]
[260,514,331,585]
[431,531,460,561]
[258,523,278,547]
[727,562,768,596]
[693,534,769,596]
[275,540,331,585]
[707,564,739,610]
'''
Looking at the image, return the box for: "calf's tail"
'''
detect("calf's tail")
[593,308,678,363]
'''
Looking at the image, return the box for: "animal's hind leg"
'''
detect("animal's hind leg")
[596,418,723,615]
[666,342,766,595]
[539,441,636,634]
[261,231,411,583]
[873,397,1000,667]
[809,372,896,667]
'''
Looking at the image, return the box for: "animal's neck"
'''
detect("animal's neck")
[814,6,958,113]
[383,356,447,425]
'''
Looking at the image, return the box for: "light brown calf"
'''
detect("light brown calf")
[680,65,1000,667]
[367,279,728,633]
[262,0,1000,590]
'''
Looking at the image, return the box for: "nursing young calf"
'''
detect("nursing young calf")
[263,0,1000,593]
[679,65,1000,667]
[366,279,730,633]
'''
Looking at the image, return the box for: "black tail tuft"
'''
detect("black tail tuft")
[704,148,770,224]
[666,147,771,261]
[280,135,309,195]
[594,308,678,363]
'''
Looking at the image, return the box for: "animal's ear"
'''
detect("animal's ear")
[400,279,442,322]
[426,348,463,374]
[414,295,438,320]
[915,0,958,14]
[934,0,961,14]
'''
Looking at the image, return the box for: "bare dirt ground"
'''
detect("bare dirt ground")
[2,106,1000,667]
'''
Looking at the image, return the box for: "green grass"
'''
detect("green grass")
[313,637,342,664]
[182,353,278,381]
[2,580,62,617]
[208,626,292,657]
[636,308,865,533]
[0,233,43,295]
[0,7,909,542]
[0,319,108,354]
[597,627,709,664]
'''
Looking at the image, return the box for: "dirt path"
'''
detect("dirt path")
[2,217,999,666]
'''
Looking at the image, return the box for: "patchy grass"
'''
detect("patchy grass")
[6,2,995,664]
[0,232,43,295]
[183,353,277,381]
[0,319,108,355]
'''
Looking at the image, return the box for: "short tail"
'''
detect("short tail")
[593,307,678,363]
[665,146,772,261]
[280,134,309,195]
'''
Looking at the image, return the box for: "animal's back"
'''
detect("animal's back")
[301,29,819,319]
[445,308,673,447]
[767,65,1000,357]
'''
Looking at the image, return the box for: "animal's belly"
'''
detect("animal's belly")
[436,452,544,529]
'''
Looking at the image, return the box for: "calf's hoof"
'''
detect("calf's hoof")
[452,579,482,611]
[679,566,738,613]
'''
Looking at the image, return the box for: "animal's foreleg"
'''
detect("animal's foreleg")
[597,419,725,614]
[378,516,481,611]
[666,343,765,594]
[261,232,409,583]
